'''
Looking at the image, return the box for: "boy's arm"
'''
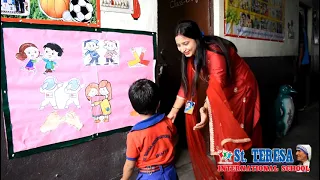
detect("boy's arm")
[121,160,136,180]
[122,132,139,180]
[166,119,178,146]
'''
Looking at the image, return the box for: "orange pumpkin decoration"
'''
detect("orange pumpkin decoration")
[39,0,70,19]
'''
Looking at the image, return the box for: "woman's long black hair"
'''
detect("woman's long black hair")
[175,20,238,97]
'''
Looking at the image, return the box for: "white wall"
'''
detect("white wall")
[214,0,300,57]
[100,0,157,32]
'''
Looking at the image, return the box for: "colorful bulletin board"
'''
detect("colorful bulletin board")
[1,0,101,27]
[1,22,157,158]
[225,0,285,42]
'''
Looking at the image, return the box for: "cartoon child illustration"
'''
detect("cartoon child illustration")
[103,40,118,65]
[16,43,40,72]
[83,39,100,66]
[99,80,112,122]
[42,43,64,74]
[85,83,104,123]
[64,78,84,109]
[39,76,63,110]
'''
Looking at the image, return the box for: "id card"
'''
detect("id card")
[184,100,195,114]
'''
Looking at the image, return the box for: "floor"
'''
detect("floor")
[174,103,319,180]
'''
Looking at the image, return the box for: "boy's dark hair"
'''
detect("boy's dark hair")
[128,79,160,115]
[43,43,64,56]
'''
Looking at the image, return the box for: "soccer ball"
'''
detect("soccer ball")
[70,0,94,22]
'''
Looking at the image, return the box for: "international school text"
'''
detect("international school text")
[217,148,310,172]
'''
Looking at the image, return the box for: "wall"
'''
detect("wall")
[214,0,300,57]
[212,0,320,147]
[1,1,157,180]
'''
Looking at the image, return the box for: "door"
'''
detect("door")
[157,0,213,147]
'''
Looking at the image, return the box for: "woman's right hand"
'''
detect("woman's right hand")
[167,108,179,123]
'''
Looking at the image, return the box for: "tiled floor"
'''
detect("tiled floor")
[175,103,319,180]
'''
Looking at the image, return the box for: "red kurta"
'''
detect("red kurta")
[178,45,262,180]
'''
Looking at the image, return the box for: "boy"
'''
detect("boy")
[42,43,64,74]
[121,79,178,180]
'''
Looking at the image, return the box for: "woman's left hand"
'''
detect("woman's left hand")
[193,106,209,130]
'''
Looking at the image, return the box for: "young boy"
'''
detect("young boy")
[121,79,178,180]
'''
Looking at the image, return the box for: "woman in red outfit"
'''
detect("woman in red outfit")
[167,20,263,180]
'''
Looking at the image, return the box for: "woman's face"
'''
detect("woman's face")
[175,35,197,57]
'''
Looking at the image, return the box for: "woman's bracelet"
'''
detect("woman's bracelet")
[172,107,180,110]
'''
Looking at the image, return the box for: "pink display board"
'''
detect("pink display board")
[1,24,156,158]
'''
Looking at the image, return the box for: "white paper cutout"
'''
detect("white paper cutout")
[39,77,84,110]
[40,111,63,133]
[40,111,83,133]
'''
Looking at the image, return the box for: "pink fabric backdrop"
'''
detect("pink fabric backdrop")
[2,28,155,153]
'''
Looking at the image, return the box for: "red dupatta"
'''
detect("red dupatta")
[185,59,252,180]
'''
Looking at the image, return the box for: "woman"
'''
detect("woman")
[167,20,263,180]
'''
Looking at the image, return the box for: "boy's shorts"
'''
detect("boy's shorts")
[136,164,178,180]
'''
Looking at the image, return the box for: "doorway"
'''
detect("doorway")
[295,3,310,111]
[157,0,213,148]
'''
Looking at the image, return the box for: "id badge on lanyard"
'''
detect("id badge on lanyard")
[184,100,195,114]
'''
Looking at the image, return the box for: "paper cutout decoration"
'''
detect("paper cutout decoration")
[65,78,85,109]
[61,111,83,130]
[39,76,84,110]
[39,76,63,110]
[103,40,119,65]
[85,80,112,123]
[2,23,155,158]
[40,111,83,133]
[42,43,64,74]
[16,43,41,73]
[128,47,150,67]
[40,111,63,133]
[16,42,64,75]
[83,39,120,66]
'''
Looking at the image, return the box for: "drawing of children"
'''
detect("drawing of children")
[103,40,118,65]
[85,83,104,123]
[42,43,64,74]
[83,39,100,66]
[39,76,63,110]
[16,43,40,72]
[64,78,84,109]
[98,80,112,122]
